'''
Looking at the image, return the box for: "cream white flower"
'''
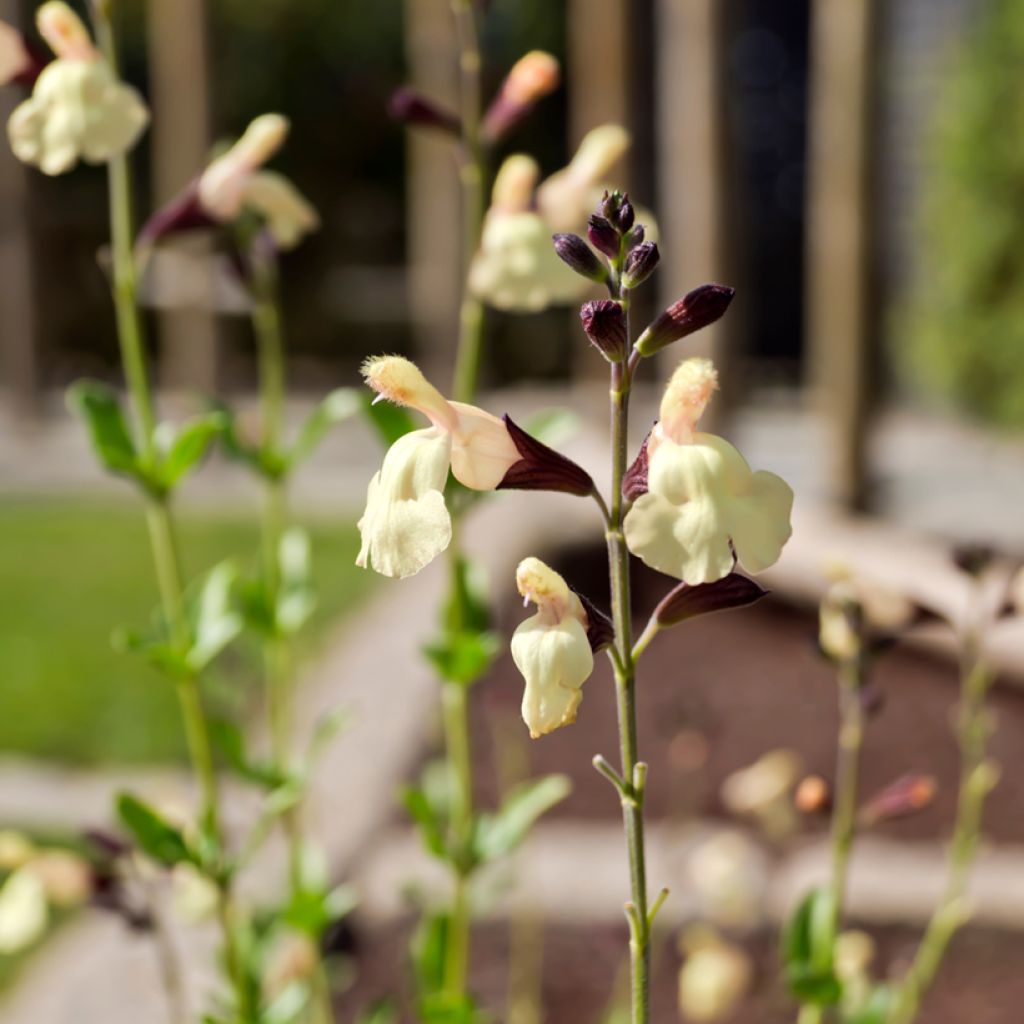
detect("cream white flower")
[511,557,594,738]
[677,929,753,1021]
[6,2,148,176]
[356,356,519,578]
[623,357,793,584]
[0,867,47,954]
[469,124,648,312]
[197,114,319,250]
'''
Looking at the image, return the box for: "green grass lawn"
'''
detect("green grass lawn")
[0,497,374,765]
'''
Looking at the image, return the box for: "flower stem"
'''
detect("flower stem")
[607,298,650,1023]
[888,629,992,1024]
[93,7,249,1015]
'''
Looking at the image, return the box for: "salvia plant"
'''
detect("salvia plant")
[0,1,1010,1023]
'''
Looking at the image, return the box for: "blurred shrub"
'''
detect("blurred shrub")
[899,0,1024,427]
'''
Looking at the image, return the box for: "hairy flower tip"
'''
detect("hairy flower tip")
[36,2,94,60]
[636,283,736,357]
[517,556,572,617]
[575,591,614,652]
[586,214,621,259]
[552,232,607,283]
[580,299,627,361]
[359,354,451,425]
[659,356,719,440]
[600,189,634,233]
[622,430,652,502]
[483,50,560,142]
[623,241,660,289]
[860,774,937,826]
[654,573,768,629]
[498,415,595,497]
[387,86,461,136]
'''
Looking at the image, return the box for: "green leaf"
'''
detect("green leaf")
[159,412,225,488]
[418,994,480,1024]
[289,388,361,467]
[362,391,416,447]
[443,556,491,635]
[187,561,243,671]
[412,911,450,999]
[783,887,842,1006]
[844,985,895,1024]
[282,882,357,939]
[474,774,571,863]
[112,625,190,678]
[211,720,285,789]
[116,793,193,868]
[67,380,140,480]
[423,629,500,687]
[401,785,447,860]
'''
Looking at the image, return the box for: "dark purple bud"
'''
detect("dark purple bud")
[654,573,768,628]
[951,542,996,579]
[575,591,615,653]
[580,299,627,361]
[388,87,461,137]
[860,774,937,826]
[498,415,595,497]
[623,430,652,502]
[622,242,660,289]
[135,179,214,251]
[623,224,645,251]
[635,284,736,357]
[553,233,607,283]
[600,190,634,233]
[587,215,621,260]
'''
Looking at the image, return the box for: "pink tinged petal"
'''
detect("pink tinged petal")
[356,428,453,578]
[198,114,288,221]
[36,2,96,61]
[447,401,521,490]
[512,616,593,738]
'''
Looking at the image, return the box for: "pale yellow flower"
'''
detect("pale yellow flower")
[357,356,519,578]
[624,358,793,584]
[677,928,753,1021]
[6,3,148,175]
[0,867,47,954]
[511,557,594,738]
[198,114,319,250]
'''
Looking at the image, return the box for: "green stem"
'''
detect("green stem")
[888,632,992,1024]
[93,7,250,1015]
[607,295,650,1024]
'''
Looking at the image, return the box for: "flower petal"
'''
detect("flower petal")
[725,467,794,574]
[448,401,521,490]
[512,615,593,738]
[356,428,453,578]
[241,170,320,250]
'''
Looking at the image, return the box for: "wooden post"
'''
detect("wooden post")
[567,0,632,384]
[403,0,461,384]
[653,0,736,424]
[147,0,218,394]
[806,0,878,511]
[0,0,40,421]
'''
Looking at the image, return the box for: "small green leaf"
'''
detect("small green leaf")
[188,561,243,671]
[844,985,895,1024]
[112,625,190,678]
[159,412,225,487]
[211,720,285,789]
[412,911,450,998]
[290,388,361,467]
[276,528,317,635]
[67,380,140,480]
[443,556,491,635]
[401,785,447,860]
[474,774,571,863]
[423,630,500,687]
[783,887,842,1006]
[362,391,416,447]
[117,793,193,868]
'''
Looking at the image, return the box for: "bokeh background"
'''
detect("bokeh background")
[2,1,1024,1022]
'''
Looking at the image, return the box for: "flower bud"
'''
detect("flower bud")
[623,431,651,502]
[497,415,596,497]
[552,232,607,283]
[482,50,560,142]
[388,87,461,136]
[622,241,660,289]
[579,299,627,361]
[795,775,831,814]
[600,189,634,233]
[587,214,620,260]
[635,284,736,357]
[623,224,645,251]
[654,573,768,628]
[860,774,937,825]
